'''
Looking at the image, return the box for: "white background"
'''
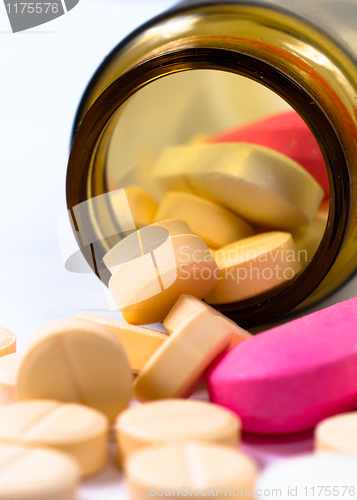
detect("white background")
[0,0,176,348]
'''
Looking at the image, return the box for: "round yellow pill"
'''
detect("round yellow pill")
[76,313,168,374]
[103,219,193,274]
[0,327,16,357]
[315,412,357,454]
[133,307,234,401]
[0,353,19,406]
[0,442,79,499]
[0,400,108,477]
[116,399,241,462]
[110,185,158,228]
[109,234,218,325]
[154,192,254,249]
[125,442,258,499]
[163,294,251,349]
[16,318,132,424]
[205,232,302,304]
[153,142,324,229]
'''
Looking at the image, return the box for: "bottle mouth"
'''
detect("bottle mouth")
[66,45,351,328]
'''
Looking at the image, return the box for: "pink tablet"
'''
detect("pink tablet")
[207,298,357,434]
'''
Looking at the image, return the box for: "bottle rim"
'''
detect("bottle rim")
[66,46,349,328]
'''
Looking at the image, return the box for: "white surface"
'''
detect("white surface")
[256,454,357,499]
[0,0,176,347]
[1,1,357,498]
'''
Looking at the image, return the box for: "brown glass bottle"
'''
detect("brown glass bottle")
[66,0,357,328]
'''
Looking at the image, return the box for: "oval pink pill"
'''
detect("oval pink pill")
[207,298,357,434]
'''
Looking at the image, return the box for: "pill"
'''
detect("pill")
[291,205,328,267]
[133,305,234,401]
[154,192,254,249]
[207,297,357,434]
[76,313,168,374]
[16,317,132,424]
[0,400,108,477]
[205,232,302,304]
[116,399,241,462]
[110,185,158,228]
[0,442,79,500]
[153,143,324,229]
[103,219,193,273]
[0,327,16,357]
[109,233,218,325]
[0,353,19,406]
[211,110,329,196]
[315,412,357,454]
[256,454,357,499]
[125,442,258,499]
[163,295,251,348]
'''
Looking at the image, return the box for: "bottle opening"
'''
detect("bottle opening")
[66,46,349,327]
[104,69,328,308]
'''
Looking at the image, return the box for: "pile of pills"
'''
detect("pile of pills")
[107,111,326,322]
[2,111,353,498]
[3,295,357,497]
[0,311,254,498]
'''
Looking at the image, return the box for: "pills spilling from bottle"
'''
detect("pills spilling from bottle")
[1,113,343,498]
[105,120,328,325]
